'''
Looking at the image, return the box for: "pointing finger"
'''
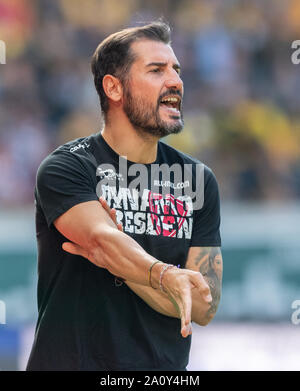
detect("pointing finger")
[99,197,110,212]
[180,287,192,337]
[110,208,118,226]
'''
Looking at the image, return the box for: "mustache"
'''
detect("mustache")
[158,89,183,102]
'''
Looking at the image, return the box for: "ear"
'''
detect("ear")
[102,74,123,103]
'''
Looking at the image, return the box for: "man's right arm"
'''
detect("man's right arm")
[54,200,211,337]
[55,200,159,287]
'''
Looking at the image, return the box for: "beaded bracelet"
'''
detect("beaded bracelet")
[159,264,177,292]
[148,260,163,289]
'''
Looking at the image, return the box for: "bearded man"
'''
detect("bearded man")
[26,21,223,371]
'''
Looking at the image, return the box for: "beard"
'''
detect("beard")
[123,84,184,138]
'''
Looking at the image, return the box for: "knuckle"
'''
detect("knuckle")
[200,284,209,294]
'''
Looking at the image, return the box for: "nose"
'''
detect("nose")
[164,71,184,93]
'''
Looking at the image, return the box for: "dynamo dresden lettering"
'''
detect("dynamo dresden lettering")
[99,185,193,239]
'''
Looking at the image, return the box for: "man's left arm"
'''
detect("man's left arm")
[185,246,223,325]
[125,246,222,326]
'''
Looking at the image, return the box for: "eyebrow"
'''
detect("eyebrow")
[146,62,181,71]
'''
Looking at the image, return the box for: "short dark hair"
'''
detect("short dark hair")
[91,21,171,117]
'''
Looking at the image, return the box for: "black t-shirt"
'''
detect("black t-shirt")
[26,132,221,371]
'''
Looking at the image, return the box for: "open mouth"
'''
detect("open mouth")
[159,96,181,116]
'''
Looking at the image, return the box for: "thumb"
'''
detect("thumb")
[181,322,192,338]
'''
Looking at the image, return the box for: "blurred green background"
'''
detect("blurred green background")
[0,0,300,370]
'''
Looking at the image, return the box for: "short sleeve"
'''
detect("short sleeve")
[190,166,221,247]
[35,150,98,228]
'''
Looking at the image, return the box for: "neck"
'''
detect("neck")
[101,110,159,164]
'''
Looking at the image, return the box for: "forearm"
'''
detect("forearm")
[55,201,161,287]
[90,227,163,287]
[91,229,213,323]
[125,280,179,318]
[199,272,222,324]
[125,280,211,324]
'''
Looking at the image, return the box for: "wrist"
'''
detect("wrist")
[159,264,177,292]
[149,261,165,289]
[150,262,178,291]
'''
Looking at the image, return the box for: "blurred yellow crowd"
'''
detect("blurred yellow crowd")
[0,0,300,205]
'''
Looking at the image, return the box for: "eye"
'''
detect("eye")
[150,68,161,73]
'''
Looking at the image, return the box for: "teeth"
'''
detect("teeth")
[161,97,179,103]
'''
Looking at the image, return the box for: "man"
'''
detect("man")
[26,21,222,371]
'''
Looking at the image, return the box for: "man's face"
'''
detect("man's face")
[122,39,184,138]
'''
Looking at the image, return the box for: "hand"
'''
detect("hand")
[159,266,212,337]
